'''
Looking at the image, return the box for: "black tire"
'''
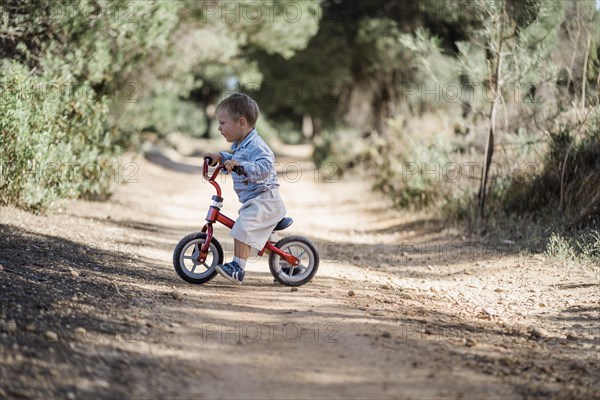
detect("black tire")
[269,235,319,287]
[173,232,223,284]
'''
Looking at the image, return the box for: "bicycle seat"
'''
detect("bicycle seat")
[273,217,293,231]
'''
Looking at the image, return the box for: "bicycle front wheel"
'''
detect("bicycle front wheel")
[173,232,223,284]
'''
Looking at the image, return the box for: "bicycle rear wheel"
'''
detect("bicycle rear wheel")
[269,236,319,287]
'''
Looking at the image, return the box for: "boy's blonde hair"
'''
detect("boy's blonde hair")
[216,93,260,127]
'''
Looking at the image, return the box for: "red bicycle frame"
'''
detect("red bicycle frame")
[197,159,299,267]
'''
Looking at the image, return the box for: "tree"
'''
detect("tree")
[454,0,563,219]
[171,0,322,138]
[0,0,181,209]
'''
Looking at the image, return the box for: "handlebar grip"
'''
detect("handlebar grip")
[232,165,246,176]
[203,157,245,176]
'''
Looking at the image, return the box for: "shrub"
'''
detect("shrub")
[546,231,600,267]
[502,106,600,227]
[0,60,118,211]
[116,94,207,139]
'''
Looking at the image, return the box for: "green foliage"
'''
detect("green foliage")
[2,0,323,210]
[251,2,426,132]
[111,0,322,140]
[312,128,365,173]
[254,117,279,145]
[375,140,453,208]
[248,18,352,127]
[546,231,600,267]
[0,0,181,210]
[0,60,115,210]
[503,107,600,225]
[455,0,563,107]
[170,1,321,90]
[1,1,181,88]
[121,94,207,138]
[1,0,598,235]
[357,18,405,76]
[243,0,321,60]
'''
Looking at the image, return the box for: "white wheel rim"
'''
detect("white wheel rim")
[273,242,314,282]
[179,238,218,279]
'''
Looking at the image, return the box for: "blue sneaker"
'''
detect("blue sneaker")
[216,261,245,285]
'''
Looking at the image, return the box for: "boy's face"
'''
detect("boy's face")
[217,110,247,143]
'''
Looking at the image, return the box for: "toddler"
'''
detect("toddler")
[204,93,286,285]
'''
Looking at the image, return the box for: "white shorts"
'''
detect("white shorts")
[231,189,287,250]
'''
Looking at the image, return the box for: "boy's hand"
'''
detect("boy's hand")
[223,159,240,173]
[203,153,221,166]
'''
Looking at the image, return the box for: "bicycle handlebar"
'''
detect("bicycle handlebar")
[203,157,246,178]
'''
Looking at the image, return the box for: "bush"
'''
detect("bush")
[362,113,468,210]
[312,128,367,177]
[546,231,600,267]
[502,106,600,227]
[0,1,180,211]
[0,61,118,211]
[116,94,207,139]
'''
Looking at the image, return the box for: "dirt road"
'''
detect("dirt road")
[1,144,598,399]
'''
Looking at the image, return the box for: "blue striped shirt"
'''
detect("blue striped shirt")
[219,129,280,203]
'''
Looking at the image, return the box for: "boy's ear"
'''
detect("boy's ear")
[238,117,248,127]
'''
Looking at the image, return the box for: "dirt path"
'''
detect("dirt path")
[1,144,598,399]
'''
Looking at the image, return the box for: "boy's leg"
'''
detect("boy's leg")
[219,192,285,284]
[215,239,251,285]
[233,239,251,270]
[234,239,251,262]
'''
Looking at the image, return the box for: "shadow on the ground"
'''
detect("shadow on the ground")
[303,233,522,274]
[144,151,202,174]
[0,224,170,288]
[0,224,172,398]
[161,270,598,400]
[555,283,599,290]
[68,214,201,236]
[1,221,596,400]
[333,217,447,236]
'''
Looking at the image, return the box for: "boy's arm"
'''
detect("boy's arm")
[240,156,273,182]
[219,151,233,163]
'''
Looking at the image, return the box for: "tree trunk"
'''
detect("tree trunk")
[311,116,322,140]
[202,113,212,139]
[478,101,498,219]
[566,3,581,98]
[202,103,216,139]
[478,10,505,220]
[581,34,591,109]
